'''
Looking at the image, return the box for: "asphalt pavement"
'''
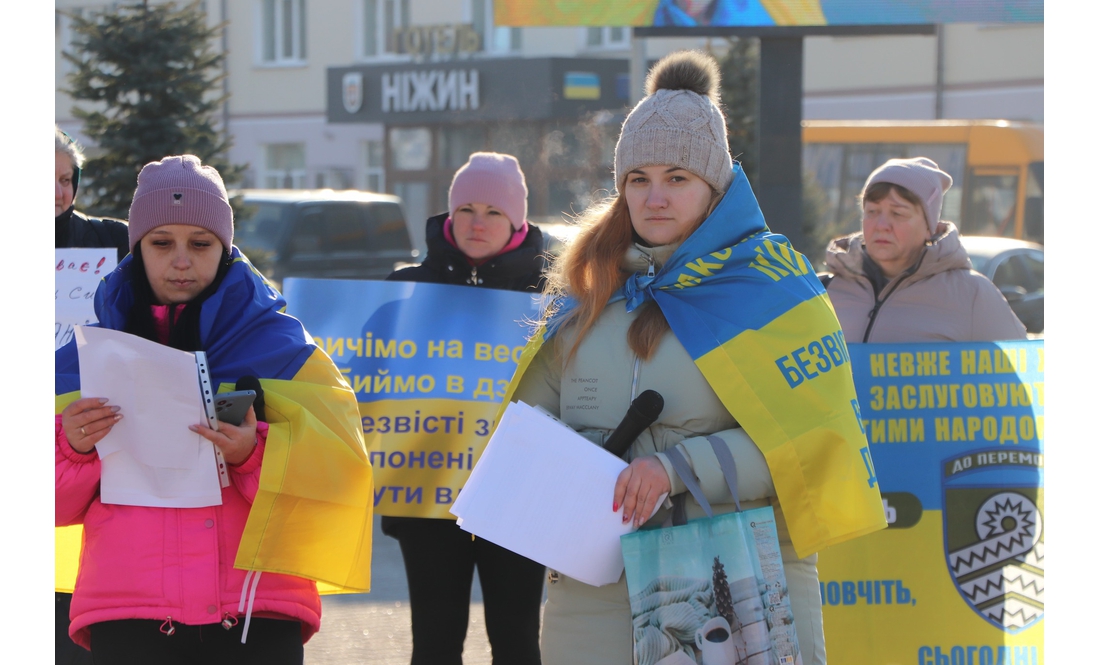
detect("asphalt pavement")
[304,516,544,665]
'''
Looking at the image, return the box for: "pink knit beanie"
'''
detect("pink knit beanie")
[128,155,233,252]
[448,152,528,231]
[862,157,953,235]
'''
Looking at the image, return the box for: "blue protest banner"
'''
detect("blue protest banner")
[284,278,538,517]
[818,340,1044,663]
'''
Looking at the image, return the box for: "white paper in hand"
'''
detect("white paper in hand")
[75,326,222,507]
[450,401,663,587]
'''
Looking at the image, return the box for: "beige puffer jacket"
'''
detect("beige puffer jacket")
[513,244,827,665]
[824,222,1027,343]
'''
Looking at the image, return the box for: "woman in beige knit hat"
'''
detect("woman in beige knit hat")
[506,50,873,665]
[822,157,1027,343]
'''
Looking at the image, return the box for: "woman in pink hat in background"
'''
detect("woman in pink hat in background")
[384,152,549,664]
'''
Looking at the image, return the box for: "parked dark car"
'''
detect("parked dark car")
[233,189,418,289]
[959,235,1044,334]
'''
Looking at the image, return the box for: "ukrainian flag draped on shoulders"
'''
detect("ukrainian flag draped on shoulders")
[505,164,886,558]
[56,247,373,593]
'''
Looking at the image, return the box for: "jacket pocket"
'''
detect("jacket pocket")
[77,501,166,601]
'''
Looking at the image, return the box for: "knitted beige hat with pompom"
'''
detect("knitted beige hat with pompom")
[614,50,733,193]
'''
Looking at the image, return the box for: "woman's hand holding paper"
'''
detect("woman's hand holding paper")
[62,397,122,453]
[614,455,672,528]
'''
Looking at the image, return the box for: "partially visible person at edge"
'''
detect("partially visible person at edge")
[55,155,372,664]
[382,152,547,664]
[509,51,883,664]
[54,124,129,665]
[55,126,129,262]
[821,157,1027,343]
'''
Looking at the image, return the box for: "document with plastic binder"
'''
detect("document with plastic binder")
[450,400,663,587]
[74,325,223,508]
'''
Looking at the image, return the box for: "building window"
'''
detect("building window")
[389,128,432,171]
[260,0,306,65]
[314,168,354,189]
[440,126,487,170]
[361,140,385,192]
[361,0,408,59]
[583,26,629,50]
[469,0,521,54]
[263,143,307,188]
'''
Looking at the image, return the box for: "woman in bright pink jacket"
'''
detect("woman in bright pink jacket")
[55,155,369,663]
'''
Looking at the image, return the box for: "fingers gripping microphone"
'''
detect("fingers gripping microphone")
[604,390,664,459]
[236,375,266,422]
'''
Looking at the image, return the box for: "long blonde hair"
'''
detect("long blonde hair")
[544,187,723,366]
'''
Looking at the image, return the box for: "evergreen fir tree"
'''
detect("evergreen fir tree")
[712,555,738,630]
[718,37,759,186]
[63,1,245,219]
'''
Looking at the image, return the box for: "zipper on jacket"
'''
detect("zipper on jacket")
[862,255,926,343]
[630,356,641,402]
[646,255,655,278]
[466,265,483,286]
[167,303,177,342]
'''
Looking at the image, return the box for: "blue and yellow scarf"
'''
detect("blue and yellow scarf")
[56,247,373,593]
[507,165,886,558]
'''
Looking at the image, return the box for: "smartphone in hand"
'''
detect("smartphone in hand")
[212,390,256,428]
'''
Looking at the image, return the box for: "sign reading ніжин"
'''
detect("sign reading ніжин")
[327,57,630,125]
[283,278,538,519]
[819,341,1044,664]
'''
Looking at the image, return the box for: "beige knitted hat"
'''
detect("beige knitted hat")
[614,50,733,193]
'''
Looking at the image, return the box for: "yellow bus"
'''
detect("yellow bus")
[802,120,1044,244]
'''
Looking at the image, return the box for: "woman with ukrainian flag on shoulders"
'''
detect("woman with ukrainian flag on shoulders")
[507,51,886,664]
[55,155,373,663]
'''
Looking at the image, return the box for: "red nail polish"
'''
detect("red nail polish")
[613,502,618,512]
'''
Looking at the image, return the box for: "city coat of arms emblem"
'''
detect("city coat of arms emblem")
[343,72,363,114]
[942,451,1044,632]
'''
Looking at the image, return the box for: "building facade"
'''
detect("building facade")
[55,1,1043,232]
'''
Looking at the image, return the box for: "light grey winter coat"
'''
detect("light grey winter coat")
[824,222,1027,343]
[513,244,827,665]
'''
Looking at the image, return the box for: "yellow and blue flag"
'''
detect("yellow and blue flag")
[55,247,373,593]
[564,71,601,100]
[506,164,886,558]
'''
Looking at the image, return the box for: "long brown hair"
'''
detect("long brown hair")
[544,187,723,366]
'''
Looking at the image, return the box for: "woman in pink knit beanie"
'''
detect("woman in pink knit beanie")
[56,155,372,664]
[384,152,549,664]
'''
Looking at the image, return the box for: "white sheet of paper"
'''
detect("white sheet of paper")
[75,326,222,508]
[56,248,117,350]
[450,401,660,587]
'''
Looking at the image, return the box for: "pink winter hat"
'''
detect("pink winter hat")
[128,155,233,251]
[448,152,528,230]
[863,157,953,235]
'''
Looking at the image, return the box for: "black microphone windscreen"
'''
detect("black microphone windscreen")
[632,390,664,421]
[236,375,265,422]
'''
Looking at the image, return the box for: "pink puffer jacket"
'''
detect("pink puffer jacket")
[54,305,322,649]
[55,419,322,649]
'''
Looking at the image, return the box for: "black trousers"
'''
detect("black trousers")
[57,592,93,665]
[383,517,544,665]
[87,618,303,665]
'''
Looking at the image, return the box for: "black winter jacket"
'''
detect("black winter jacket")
[55,208,130,263]
[382,212,548,536]
[386,212,547,292]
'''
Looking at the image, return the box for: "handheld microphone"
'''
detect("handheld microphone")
[236,376,266,422]
[604,390,664,458]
